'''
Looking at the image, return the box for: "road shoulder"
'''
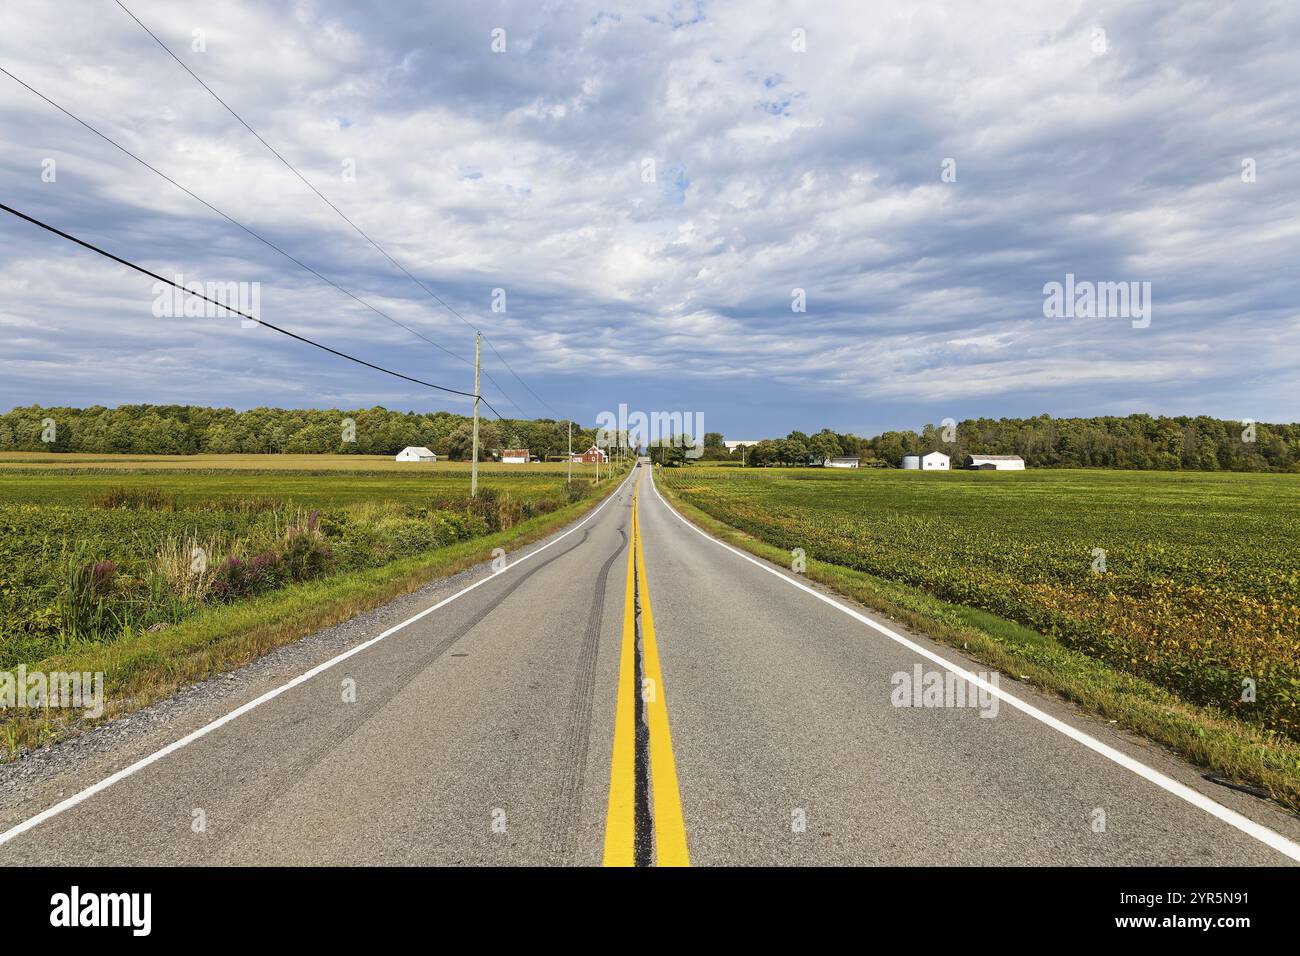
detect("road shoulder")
[0,472,633,834]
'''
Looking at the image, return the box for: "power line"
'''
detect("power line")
[113,0,560,420]
[483,336,563,419]
[0,62,527,415]
[114,0,464,322]
[0,201,504,418]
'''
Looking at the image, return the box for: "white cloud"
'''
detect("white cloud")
[0,0,1297,432]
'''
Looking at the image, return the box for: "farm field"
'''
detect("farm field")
[0,454,607,506]
[0,451,608,473]
[660,466,1300,738]
[0,454,621,669]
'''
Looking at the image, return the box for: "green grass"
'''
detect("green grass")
[0,455,629,682]
[660,465,1300,735]
[0,470,570,508]
[655,464,1300,809]
[1,474,628,756]
[0,456,603,507]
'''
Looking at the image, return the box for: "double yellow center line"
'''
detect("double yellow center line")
[602,473,690,866]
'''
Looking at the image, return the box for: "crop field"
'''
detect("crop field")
[0,455,616,668]
[0,455,605,506]
[660,466,1300,738]
[0,451,605,474]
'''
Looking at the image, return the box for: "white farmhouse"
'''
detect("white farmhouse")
[966,454,1025,471]
[921,452,950,470]
[395,446,437,462]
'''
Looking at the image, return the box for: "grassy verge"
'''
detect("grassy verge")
[2,468,630,758]
[653,467,1300,812]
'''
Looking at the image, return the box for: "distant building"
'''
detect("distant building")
[501,448,530,464]
[966,454,1025,471]
[824,457,860,469]
[903,452,949,470]
[570,445,607,464]
[395,446,437,462]
[723,440,762,453]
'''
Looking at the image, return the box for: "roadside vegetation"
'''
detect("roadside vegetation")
[0,463,607,666]
[656,465,1300,808]
[0,457,629,754]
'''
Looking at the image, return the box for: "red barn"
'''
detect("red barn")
[571,445,606,464]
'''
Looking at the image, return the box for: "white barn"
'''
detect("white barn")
[921,452,950,470]
[823,457,860,469]
[966,454,1025,471]
[395,446,437,462]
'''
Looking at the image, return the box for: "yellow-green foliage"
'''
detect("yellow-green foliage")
[663,466,1300,738]
[0,463,602,666]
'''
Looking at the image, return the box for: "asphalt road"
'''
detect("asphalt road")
[2,461,1298,866]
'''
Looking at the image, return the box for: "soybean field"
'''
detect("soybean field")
[660,466,1300,738]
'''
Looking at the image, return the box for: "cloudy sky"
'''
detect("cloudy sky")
[1,0,1297,438]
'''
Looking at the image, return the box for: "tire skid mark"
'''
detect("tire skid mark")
[197,530,596,862]
[550,523,628,864]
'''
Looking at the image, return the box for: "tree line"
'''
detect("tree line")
[2,405,1295,471]
[0,405,603,461]
[698,414,1300,472]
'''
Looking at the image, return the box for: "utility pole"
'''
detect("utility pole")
[471,332,481,498]
[567,420,572,485]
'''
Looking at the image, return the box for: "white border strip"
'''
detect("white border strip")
[0,468,637,849]
[647,472,1300,863]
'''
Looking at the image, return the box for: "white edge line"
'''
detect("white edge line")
[647,472,1300,864]
[0,467,638,848]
